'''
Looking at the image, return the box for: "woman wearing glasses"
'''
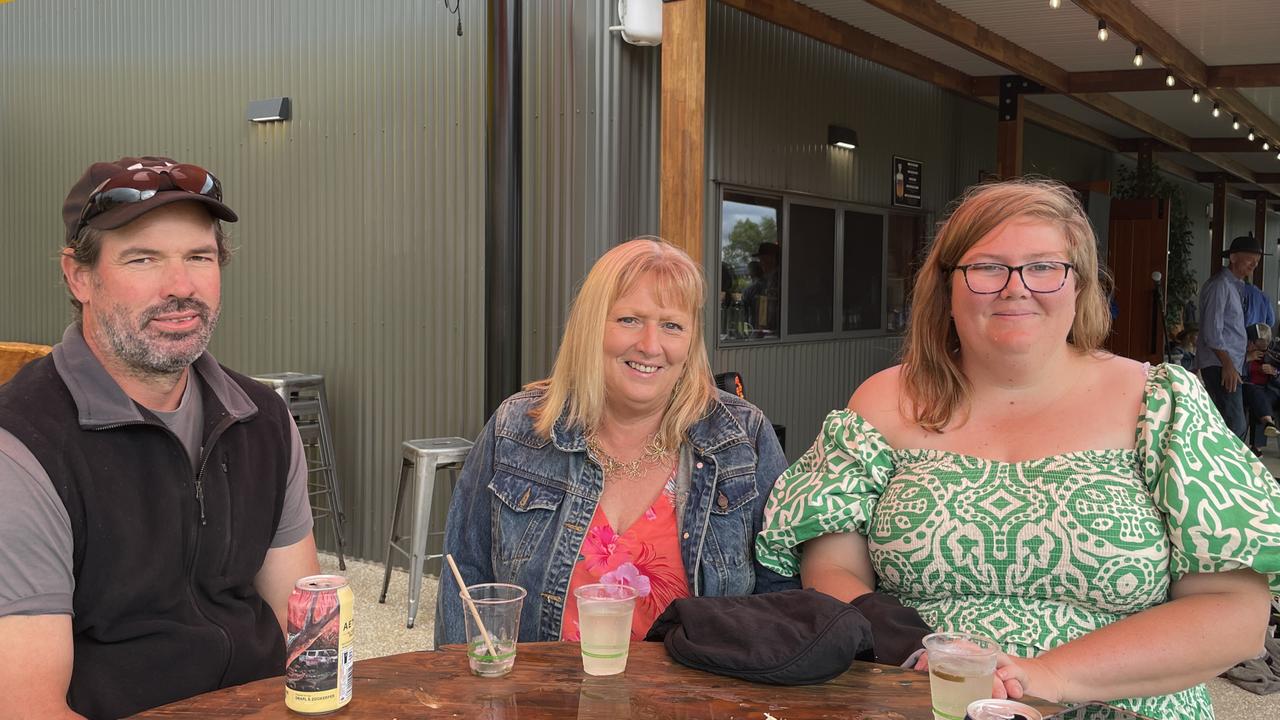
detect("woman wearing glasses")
[757,179,1280,720]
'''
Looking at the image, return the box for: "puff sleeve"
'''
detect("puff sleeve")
[755,410,897,577]
[1136,363,1280,592]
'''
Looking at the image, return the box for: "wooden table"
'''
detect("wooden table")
[131,641,1063,719]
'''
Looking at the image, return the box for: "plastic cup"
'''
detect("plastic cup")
[461,583,526,677]
[573,583,638,676]
[922,631,998,720]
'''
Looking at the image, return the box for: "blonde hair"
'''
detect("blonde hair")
[529,237,716,448]
[901,178,1112,432]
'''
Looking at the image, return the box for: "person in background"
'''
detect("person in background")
[1238,242,1275,330]
[1166,324,1198,372]
[1197,235,1267,439]
[757,179,1280,720]
[0,157,320,719]
[438,237,795,645]
[1242,324,1280,454]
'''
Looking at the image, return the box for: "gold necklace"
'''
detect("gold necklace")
[586,431,672,481]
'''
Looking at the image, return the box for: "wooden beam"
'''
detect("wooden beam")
[719,0,972,97]
[859,0,1068,92]
[660,0,706,262]
[1068,68,1185,94]
[1119,138,1279,154]
[997,94,1025,179]
[1255,198,1267,287]
[1209,64,1280,89]
[974,63,1280,96]
[1215,89,1280,152]
[1153,157,1200,184]
[1074,0,1208,86]
[1211,177,1227,276]
[1078,0,1280,186]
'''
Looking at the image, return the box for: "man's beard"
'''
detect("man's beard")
[94,297,221,377]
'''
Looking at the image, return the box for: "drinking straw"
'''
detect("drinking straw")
[445,554,499,659]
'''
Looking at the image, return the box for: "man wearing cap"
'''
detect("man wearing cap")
[1197,234,1268,439]
[0,157,320,719]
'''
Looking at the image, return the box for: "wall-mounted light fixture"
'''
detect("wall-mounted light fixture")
[828,124,858,150]
[247,97,291,123]
[608,0,662,46]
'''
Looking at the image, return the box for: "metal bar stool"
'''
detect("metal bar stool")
[250,371,348,570]
[379,437,473,631]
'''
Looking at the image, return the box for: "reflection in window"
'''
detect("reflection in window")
[788,204,836,335]
[719,192,781,342]
[843,211,884,331]
[887,214,926,334]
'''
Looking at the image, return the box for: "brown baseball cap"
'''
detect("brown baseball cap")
[62,156,238,243]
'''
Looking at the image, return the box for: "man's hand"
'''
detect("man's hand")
[1222,364,1242,392]
[1263,364,1277,376]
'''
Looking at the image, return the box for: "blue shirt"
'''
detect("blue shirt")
[1240,281,1276,329]
[1196,268,1248,373]
[436,387,798,643]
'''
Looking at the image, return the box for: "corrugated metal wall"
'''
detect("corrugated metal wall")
[0,0,487,563]
[521,1,662,383]
[706,3,994,453]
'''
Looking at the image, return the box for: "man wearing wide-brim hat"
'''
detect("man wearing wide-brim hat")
[1196,234,1269,439]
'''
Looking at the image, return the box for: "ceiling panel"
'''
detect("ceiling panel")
[1026,95,1145,139]
[935,0,1165,73]
[797,0,1009,76]
[1132,0,1280,66]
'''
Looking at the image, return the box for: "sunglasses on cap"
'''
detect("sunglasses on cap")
[74,162,222,236]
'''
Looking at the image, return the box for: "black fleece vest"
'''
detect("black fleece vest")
[0,356,292,720]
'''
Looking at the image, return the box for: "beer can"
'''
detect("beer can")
[285,574,355,715]
[965,699,1044,720]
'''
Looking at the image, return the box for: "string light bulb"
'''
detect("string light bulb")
[1097,19,1109,42]
[1049,0,1061,8]
[1212,102,1221,118]
[1165,72,1176,87]
[1249,129,1257,142]
[1192,89,1201,103]
[1133,46,1144,67]
[1233,116,1241,131]
[1265,141,1271,151]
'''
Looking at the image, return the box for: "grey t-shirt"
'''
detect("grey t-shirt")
[0,370,313,618]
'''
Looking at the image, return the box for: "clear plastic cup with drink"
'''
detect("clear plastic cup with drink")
[572,583,638,676]
[461,583,526,677]
[922,631,999,720]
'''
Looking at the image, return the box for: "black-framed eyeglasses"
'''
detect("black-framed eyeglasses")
[948,261,1074,294]
[74,162,221,238]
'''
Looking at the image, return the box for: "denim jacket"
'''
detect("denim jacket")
[436,388,797,644]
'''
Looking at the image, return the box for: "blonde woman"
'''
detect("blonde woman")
[439,237,794,643]
[757,179,1280,719]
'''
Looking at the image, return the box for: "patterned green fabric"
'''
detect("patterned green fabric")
[758,364,1280,720]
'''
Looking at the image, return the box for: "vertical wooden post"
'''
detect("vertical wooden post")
[660,0,707,263]
[1210,176,1227,278]
[996,93,1024,179]
[1136,140,1154,184]
[1255,198,1268,288]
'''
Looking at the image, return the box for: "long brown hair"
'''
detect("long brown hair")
[901,178,1112,431]
[529,237,716,449]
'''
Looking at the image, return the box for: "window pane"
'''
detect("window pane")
[788,204,836,335]
[842,211,885,332]
[719,192,781,342]
[887,213,926,333]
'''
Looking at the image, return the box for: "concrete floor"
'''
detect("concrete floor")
[323,444,1280,720]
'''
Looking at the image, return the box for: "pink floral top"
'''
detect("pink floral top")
[560,475,691,641]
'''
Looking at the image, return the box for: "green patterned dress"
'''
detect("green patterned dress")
[757,364,1280,720]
